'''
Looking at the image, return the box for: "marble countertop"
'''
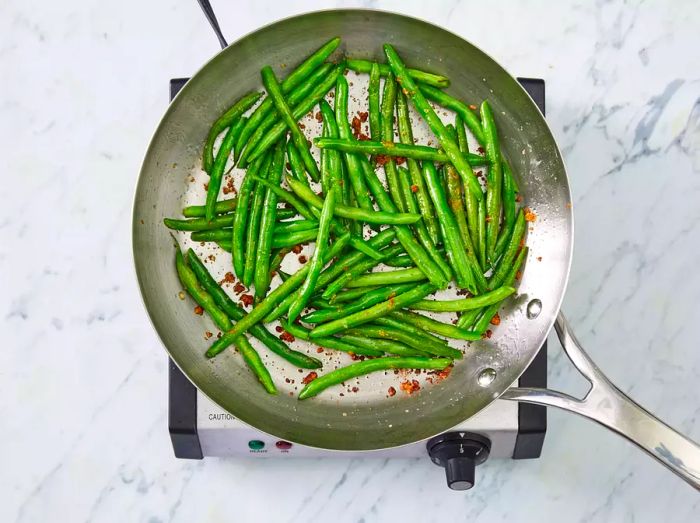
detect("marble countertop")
[2,0,699,521]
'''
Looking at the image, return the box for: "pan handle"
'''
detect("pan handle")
[196,0,228,49]
[502,311,700,490]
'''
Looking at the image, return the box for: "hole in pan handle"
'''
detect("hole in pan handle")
[196,0,228,49]
[501,312,700,491]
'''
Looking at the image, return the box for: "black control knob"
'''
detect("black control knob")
[427,432,491,490]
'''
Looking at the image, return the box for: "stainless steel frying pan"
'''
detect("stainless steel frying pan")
[132,9,700,489]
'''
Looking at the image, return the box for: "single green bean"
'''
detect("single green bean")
[206,234,351,357]
[409,286,515,312]
[360,157,449,289]
[203,91,262,173]
[331,285,381,303]
[191,229,231,242]
[346,267,427,288]
[288,186,338,322]
[391,310,481,341]
[186,249,321,369]
[318,99,341,189]
[455,114,481,259]
[235,336,277,394]
[235,37,341,160]
[274,219,319,234]
[315,138,487,166]
[309,283,436,338]
[298,356,452,400]
[339,335,424,357]
[419,84,484,144]
[489,209,526,289]
[242,153,273,286]
[422,162,475,291]
[481,101,503,262]
[164,213,234,231]
[396,89,440,244]
[277,209,296,220]
[238,63,333,166]
[246,65,343,167]
[494,160,518,260]
[368,62,381,142]
[272,228,319,249]
[335,75,374,211]
[262,67,319,181]
[217,241,232,252]
[382,254,414,268]
[303,283,416,323]
[346,59,450,88]
[456,308,482,330]
[183,198,237,218]
[286,140,309,186]
[286,176,420,225]
[283,322,383,357]
[383,44,484,200]
[344,325,457,357]
[477,198,487,269]
[380,74,405,212]
[372,316,452,349]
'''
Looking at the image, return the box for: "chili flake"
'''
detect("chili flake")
[240,294,254,307]
[301,372,318,385]
[490,313,501,326]
[524,207,537,222]
[194,305,204,315]
[387,386,396,397]
[400,380,421,394]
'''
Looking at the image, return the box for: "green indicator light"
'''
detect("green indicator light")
[248,440,265,450]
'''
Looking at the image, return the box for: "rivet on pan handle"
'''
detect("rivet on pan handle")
[502,312,700,490]
[196,0,228,49]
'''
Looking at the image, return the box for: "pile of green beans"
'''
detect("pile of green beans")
[162,38,531,399]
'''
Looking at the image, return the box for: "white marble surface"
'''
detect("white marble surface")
[2,0,699,521]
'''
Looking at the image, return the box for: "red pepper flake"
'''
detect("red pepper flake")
[207,254,216,262]
[204,331,213,339]
[275,326,283,333]
[410,184,419,193]
[349,353,365,361]
[292,244,303,254]
[469,104,477,111]
[233,282,246,294]
[351,386,359,393]
[217,331,222,338]
[485,215,492,223]
[375,155,389,166]
[358,111,368,122]
[400,379,421,394]
[351,116,362,138]
[524,207,537,222]
[515,194,523,203]
[222,176,236,195]
[280,331,295,343]
[298,255,307,264]
[537,256,543,262]
[431,365,453,381]
[240,294,254,307]
[477,146,485,154]
[456,288,470,296]
[482,329,493,339]
[358,133,371,141]
[395,156,406,165]
[301,371,318,385]
[285,378,291,384]
[515,270,523,281]
[566,201,572,209]
[203,182,209,191]
[298,123,306,130]
[451,319,458,325]
[316,347,324,353]
[220,272,235,285]
[387,386,396,397]
[315,111,323,122]
[490,313,501,326]
[194,305,204,315]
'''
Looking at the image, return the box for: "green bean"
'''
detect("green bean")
[390,310,481,341]
[456,308,482,330]
[286,140,309,186]
[283,322,383,357]
[206,234,351,357]
[346,267,427,287]
[186,249,321,369]
[242,154,272,286]
[419,84,484,144]
[319,99,341,188]
[298,356,452,400]
[345,325,457,357]
[203,91,262,173]
[372,316,452,350]
[489,209,526,289]
[322,244,405,299]
[263,229,397,322]
[164,213,234,231]
[494,160,518,259]
[246,64,343,168]
[175,249,232,331]
[368,62,381,142]
[475,247,527,334]
[277,209,296,220]
[309,283,436,338]
[481,101,503,262]
[235,336,277,394]
[235,37,341,160]
[380,74,406,212]
[455,114,481,259]
[346,187,363,238]
[339,335,424,357]
[421,162,475,291]
[331,285,381,303]
[345,59,450,88]
[315,138,487,166]
[217,241,232,252]
[286,176,420,225]
[396,89,440,244]
[272,228,318,249]
[191,229,231,242]
[360,157,449,289]
[261,67,320,181]
[274,219,319,234]
[382,254,414,268]
[269,247,291,276]
[303,283,416,323]
[238,63,333,166]
[409,286,515,312]
[335,75,374,211]
[288,186,338,322]
[383,45,484,200]
[183,198,237,218]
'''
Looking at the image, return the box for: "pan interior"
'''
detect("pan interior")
[133,9,572,451]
